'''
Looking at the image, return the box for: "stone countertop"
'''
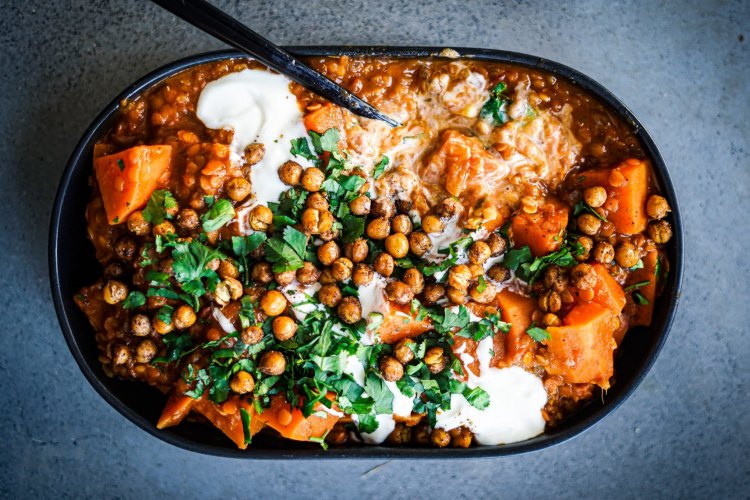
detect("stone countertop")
[1,0,748,498]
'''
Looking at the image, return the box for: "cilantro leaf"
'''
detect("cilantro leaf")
[356,413,379,434]
[364,373,394,414]
[526,325,551,342]
[464,386,490,410]
[201,198,235,232]
[231,232,267,256]
[290,137,317,162]
[265,237,304,273]
[282,226,308,260]
[480,82,511,125]
[309,128,340,154]
[142,190,177,224]
[373,156,389,179]
[503,246,533,271]
[340,214,365,244]
[240,408,253,445]
[121,291,145,310]
[573,200,607,222]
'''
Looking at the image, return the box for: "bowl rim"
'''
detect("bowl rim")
[49,46,683,459]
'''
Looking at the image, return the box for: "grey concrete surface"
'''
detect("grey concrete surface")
[1,0,748,498]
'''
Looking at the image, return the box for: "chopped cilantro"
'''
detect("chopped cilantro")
[117,159,125,172]
[240,407,253,445]
[624,280,650,292]
[503,246,533,271]
[121,291,145,310]
[464,386,490,410]
[201,198,235,232]
[526,324,551,342]
[373,156,389,179]
[290,137,317,162]
[573,200,607,222]
[633,291,650,305]
[480,82,511,125]
[142,190,177,224]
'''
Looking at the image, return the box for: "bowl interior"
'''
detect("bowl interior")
[49,47,682,458]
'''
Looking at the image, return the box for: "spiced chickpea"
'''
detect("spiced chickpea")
[326,424,348,445]
[230,371,255,394]
[260,290,287,316]
[408,231,432,257]
[173,305,197,329]
[218,259,239,280]
[296,262,321,285]
[345,239,369,263]
[249,205,273,231]
[379,355,404,382]
[373,252,395,277]
[272,316,298,341]
[615,241,640,268]
[300,167,325,192]
[223,277,243,301]
[394,338,415,364]
[593,241,615,264]
[258,350,286,375]
[153,220,175,237]
[468,241,492,265]
[391,214,413,235]
[147,295,167,310]
[318,284,343,307]
[450,427,473,448]
[104,262,126,279]
[176,208,199,230]
[337,296,362,324]
[538,290,562,313]
[278,160,303,186]
[103,280,128,305]
[153,317,174,335]
[385,233,409,258]
[486,232,507,256]
[422,283,446,305]
[544,265,569,292]
[434,198,461,219]
[112,345,131,366]
[349,194,371,216]
[402,268,425,294]
[317,241,341,266]
[130,314,151,337]
[448,265,472,290]
[366,217,391,240]
[395,198,412,214]
[470,280,497,304]
[583,186,607,208]
[115,237,137,261]
[244,143,265,165]
[387,424,412,445]
[212,281,232,306]
[446,286,467,305]
[371,197,396,219]
[301,208,333,234]
[575,236,593,261]
[226,177,252,201]
[414,422,431,445]
[648,220,672,244]
[646,195,670,219]
[241,326,263,345]
[352,264,374,286]
[577,213,602,235]
[570,263,597,290]
[385,281,414,305]
[331,258,353,282]
[305,192,329,211]
[542,313,562,327]
[487,264,510,282]
[424,347,446,372]
[135,339,157,364]
[251,262,273,284]
[127,211,151,235]
[421,215,444,234]
[431,428,451,448]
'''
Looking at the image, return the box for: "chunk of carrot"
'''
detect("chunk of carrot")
[495,289,537,366]
[578,159,649,235]
[93,145,172,224]
[258,394,339,442]
[156,394,196,429]
[628,250,659,326]
[377,302,433,344]
[545,302,617,388]
[510,198,569,256]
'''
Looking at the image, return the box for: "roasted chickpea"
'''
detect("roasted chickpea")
[175,208,199,231]
[385,281,414,305]
[387,423,412,445]
[135,339,157,364]
[468,241,491,265]
[434,198,462,219]
[593,242,615,264]
[258,350,286,375]
[544,265,569,292]
[127,211,151,236]
[103,280,128,305]
[301,208,333,234]
[366,217,391,240]
[244,142,265,165]
[260,290,287,316]
[251,262,273,285]
[486,232,507,256]
[115,237,137,261]
[577,213,602,236]
[241,325,263,345]
[470,280,496,304]
[371,197,396,219]
[226,176,252,201]
[230,371,255,394]
[391,214,413,235]
[422,283,446,305]
[446,286,467,305]
[583,186,607,208]
[249,205,273,231]
[615,241,640,268]
[130,314,151,336]
[373,252,395,277]
[648,220,673,244]
[414,422,431,445]
[431,428,451,448]
[278,160,303,186]
[224,277,243,301]
[345,239,369,263]
[646,195,670,219]
[402,268,424,294]
[318,267,337,285]
[218,260,239,280]
[570,263,597,290]
[393,338,415,364]
[424,347,446,373]
[326,424,348,445]
[421,215,444,234]
[385,233,409,258]
[317,241,341,266]
[272,316,298,341]
[542,313,562,327]
[352,264,374,286]
[349,194,371,216]
[104,262,126,279]
[487,264,510,282]
[153,220,176,237]
[575,236,593,261]
[408,231,432,257]
[300,167,325,192]
[450,427,472,448]
[147,295,167,310]
[395,198,412,214]
[318,284,343,307]
[173,305,197,329]
[153,317,174,335]
[337,296,362,324]
[331,257,353,282]
[207,258,220,272]
[296,262,321,285]
[448,265,472,290]
[303,192,327,212]
[380,355,404,382]
[212,281,232,306]
[538,290,562,313]
[112,344,131,366]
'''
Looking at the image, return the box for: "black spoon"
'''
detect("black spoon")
[150,0,400,127]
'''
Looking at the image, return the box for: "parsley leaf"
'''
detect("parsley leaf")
[364,373,394,414]
[309,128,340,154]
[232,233,267,256]
[283,226,308,260]
[201,198,235,232]
[265,236,304,273]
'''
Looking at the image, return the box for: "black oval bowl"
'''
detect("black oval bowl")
[49,47,683,459]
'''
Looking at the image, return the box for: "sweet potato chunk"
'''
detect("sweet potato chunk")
[545,303,617,388]
[510,198,569,256]
[192,399,263,450]
[496,289,536,366]
[93,145,171,224]
[377,301,433,344]
[157,394,196,429]
[590,263,627,315]
[628,250,660,326]
[258,394,339,442]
